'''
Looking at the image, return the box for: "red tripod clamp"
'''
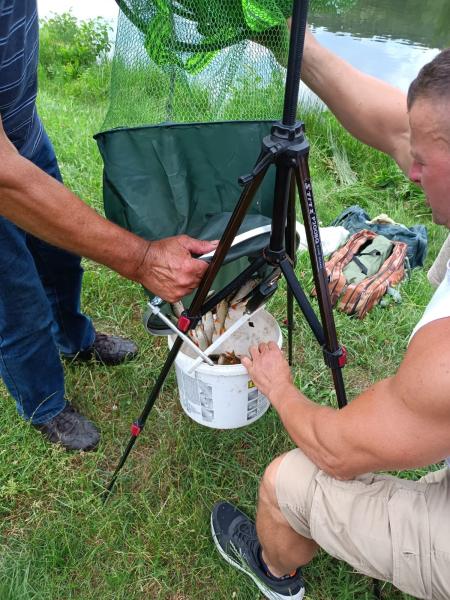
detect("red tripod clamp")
[177,315,192,332]
[323,345,347,369]
[130,421,142,437]
[177,312,201,333]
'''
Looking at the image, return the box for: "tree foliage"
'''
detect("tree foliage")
[39,12,111,80]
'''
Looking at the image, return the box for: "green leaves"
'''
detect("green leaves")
[39,12,111,80]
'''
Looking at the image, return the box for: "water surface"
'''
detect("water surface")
[309,0,445,91]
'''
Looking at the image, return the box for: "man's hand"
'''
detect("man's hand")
[241,342,293,404]
[135,235,218,303]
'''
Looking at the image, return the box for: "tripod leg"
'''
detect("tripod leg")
[187,166,270,318]
[279,257,324,345]
[287,285,294,365]
[293,157,347,408]
[102,336,183,502]
[285,177,297,365]
[104,151,274,498]
[280,257,347,406]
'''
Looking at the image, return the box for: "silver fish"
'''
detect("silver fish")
[214,298,229,336]
[193,322,209,351]
[202,311,215,346]
[229,277,260,307]
[171,301,185,318]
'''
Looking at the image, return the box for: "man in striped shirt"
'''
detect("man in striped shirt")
[0,1,215,451]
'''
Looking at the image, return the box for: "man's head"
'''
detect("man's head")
[407,48,450,111]
[407,49,450,228]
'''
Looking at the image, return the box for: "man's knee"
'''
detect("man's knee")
[259,453,290,509]
[267,449,319,537]
[260,449,317,511]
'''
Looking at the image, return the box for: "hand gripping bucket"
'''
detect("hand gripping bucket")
[168,309,282,429]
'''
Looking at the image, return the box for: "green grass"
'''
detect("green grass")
[0,64,447,600]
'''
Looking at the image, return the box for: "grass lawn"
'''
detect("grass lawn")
[0,63,447,600]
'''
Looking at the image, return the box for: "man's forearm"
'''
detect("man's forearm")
[0,145,216,302]
[270,382,347,477]
[1,148,149,283]
[301,29,411,172]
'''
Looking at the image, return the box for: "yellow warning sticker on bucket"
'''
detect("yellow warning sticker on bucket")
[248,380,255,389]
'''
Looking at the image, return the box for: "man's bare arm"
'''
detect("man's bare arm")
[243,318,450,479]
[297,26,412,174]
[0,119,216,302]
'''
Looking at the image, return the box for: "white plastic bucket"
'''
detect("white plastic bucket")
[168,309,282,429]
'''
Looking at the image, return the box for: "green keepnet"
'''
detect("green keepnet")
[117,0,292,75]
[96,0,356,315]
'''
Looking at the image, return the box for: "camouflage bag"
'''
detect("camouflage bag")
[318,229,408,319]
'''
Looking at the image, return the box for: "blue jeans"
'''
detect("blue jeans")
[0,131,95,424]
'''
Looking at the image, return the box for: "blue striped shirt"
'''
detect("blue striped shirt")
[0,0,43,159]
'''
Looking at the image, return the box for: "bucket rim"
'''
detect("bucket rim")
[167,309,282,375]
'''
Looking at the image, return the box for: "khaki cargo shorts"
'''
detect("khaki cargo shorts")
[276,449,450,600]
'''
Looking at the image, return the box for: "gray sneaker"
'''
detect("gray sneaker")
[211,501,305,600]
[33,404,100,451]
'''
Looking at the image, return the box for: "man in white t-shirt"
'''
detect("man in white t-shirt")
[210,36,450,600]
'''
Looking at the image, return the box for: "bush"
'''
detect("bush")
[39,12,111,80]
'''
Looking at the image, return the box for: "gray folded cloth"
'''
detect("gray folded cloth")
[428,233,450,287]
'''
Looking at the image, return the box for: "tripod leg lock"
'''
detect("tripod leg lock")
[130,421,143,437]
[177,312,201,332]
[322,345,347,369]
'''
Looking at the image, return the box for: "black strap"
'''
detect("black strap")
[351,255,368,274]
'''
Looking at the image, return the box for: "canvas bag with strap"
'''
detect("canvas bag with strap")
[319,229,408,319]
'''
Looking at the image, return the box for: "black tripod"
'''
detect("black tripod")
[103,4,385,596]
[103,0,347,498]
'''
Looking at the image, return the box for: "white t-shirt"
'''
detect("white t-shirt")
[409,260,450,467]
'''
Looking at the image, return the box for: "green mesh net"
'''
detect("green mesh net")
[103,0,295,128]
[103,0,356,129]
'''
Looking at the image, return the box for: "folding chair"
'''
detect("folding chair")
[94,1,294,324]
